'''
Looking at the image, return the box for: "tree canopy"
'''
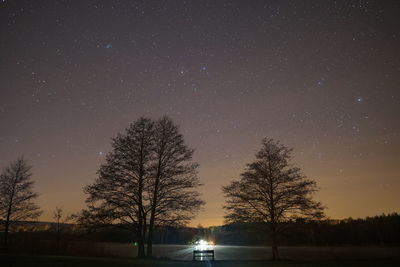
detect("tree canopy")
[77,116,204,258]
[223,138,324,259]
[0,158,42,252]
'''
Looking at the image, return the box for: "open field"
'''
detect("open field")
[3,243,400,261]
[2,254,400,267]
[103,244,400,261]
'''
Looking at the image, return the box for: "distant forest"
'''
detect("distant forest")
[2,213,399,249]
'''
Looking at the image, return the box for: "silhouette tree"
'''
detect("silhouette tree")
[223,139,324,260]
[53,206,70,253]
[77,116,204,258]
[146,116,204,257]
[77,117,154,258]
[0,158,42,252]
[53,207,63,249]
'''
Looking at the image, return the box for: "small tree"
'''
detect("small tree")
[53,206,69,252]
[0,158,42,252]
[223,139,324,260]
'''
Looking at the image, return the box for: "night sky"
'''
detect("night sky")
[1,0,399,226]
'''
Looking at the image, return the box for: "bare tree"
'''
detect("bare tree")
[223,139,324,260]
[53,206,70,252]
[78,117,154,258]
[146,116,204,257]
[77,116,203,258]
[0,158,42,252]
[53,206,63,239]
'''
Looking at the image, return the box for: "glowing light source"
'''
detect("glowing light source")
[194,239,214,251]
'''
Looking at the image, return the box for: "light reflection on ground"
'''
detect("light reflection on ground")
[103,244,400,261]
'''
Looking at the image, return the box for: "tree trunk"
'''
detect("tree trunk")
[4,183,14,253]
[147,152,162,258]
[136,206,145,258]
[146,222,154,258]
[147,173,160,258]
[136,230,146,258]
[147,190,158,258]
[56,222,60,253]
[4,220,9,253]
[137,144,146,259]
[136,205,146,258]
[271,224,279,260]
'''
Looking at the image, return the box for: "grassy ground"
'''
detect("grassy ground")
[1,254,400,267]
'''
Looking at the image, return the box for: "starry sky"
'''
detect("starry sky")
[1,0,399,226]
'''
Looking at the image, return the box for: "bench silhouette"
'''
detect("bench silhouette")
[193,249,214,261]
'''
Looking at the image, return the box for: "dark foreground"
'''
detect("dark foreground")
[2,254,400,267]
[67,244,400,260]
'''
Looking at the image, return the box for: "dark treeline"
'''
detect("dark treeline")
[1,213,399,254]
[214,213,400,246]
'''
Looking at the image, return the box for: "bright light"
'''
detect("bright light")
[194,239,214,251]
